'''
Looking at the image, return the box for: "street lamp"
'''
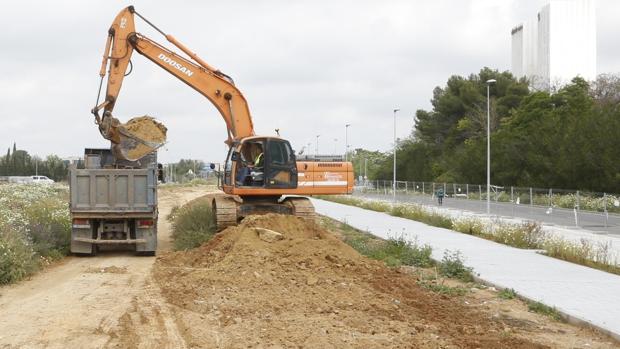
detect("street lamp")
[486,79,496,215]
[345,124,351,161]
[333,138,338,154]
[393,108,400,201]
[315,135,320,156]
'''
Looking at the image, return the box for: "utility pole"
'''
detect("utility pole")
[486,79,496,215]
[393,108,400,201]
[345,124,351,161]
[315,135,320,156]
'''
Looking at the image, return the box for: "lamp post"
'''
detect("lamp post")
[333,138,338,154]
[486,79,496,215]
[345,124,351,161]
[393,108,400,201]
[315,135,320,156]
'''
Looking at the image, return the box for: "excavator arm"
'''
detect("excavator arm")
[93,6,255,146]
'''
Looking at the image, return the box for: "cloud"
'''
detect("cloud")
[0,0,616,163]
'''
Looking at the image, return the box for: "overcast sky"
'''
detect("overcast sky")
[0,0,618,163]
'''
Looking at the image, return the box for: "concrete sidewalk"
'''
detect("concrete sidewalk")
[311,198,620,339]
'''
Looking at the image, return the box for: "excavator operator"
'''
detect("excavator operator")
[236,143,264,186]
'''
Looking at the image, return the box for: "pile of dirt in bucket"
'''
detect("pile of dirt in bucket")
[154,214,547,348]
[119,115,167,160]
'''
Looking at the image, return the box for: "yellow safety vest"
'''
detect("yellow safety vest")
[255,153,264,167]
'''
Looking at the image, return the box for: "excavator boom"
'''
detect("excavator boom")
[94,6,255,150]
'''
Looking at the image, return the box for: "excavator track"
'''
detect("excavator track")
[212,195,316,231]
[285,197,316,222]
[212,195,238,231]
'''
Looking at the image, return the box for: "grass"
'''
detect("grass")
[498,288,517,300]
[319,215,570,325]
[318,195,620,276]
[417,281,469,296]
[543,238,620,275]
[170,197,217,250]
[319,216,473,297]
[453,219,546,249]
[527,301,563,321]
[390,205,453,229]
[345,232,434,268]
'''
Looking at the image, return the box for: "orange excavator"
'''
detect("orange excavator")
[93,6,354,230]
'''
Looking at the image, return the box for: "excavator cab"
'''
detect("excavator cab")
[224,137,298,190]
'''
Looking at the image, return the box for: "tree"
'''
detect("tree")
[370,68,620,193]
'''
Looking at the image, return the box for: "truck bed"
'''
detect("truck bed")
[70,168,157,214]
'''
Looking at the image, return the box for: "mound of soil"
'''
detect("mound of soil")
[154,214,546,348]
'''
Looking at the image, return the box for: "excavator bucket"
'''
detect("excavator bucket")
[112,116,167,161]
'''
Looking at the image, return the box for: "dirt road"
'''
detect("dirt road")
[0,185,210,349]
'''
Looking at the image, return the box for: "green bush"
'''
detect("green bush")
[0,184,70,284]
[24,197,71,258]
[0,227,39,285]
[172,198,217,250]
[438,250,474,282]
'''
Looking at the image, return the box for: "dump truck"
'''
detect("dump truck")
[69,148,158,256]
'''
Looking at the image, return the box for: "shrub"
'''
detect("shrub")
[171,198,217,250]
[492,222,546,249]
[452,218,485,236]
[0,184,70,284]
[438,250,474,282]
[24,197,71,258]
[0,226,39,285]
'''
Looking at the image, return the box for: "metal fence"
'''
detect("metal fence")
[355,180,620,233]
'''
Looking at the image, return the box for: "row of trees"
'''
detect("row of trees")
[0,143,69,181]
[351,69,620,193]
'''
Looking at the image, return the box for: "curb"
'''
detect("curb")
[471,275,620,343]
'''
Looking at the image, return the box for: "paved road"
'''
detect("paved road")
[354,191,620,236]
[312,198,620,340]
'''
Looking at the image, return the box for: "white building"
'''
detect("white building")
[511,0,596,90]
